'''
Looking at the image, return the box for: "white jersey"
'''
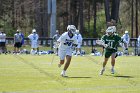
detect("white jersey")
[28,33,39,48]
[138,36,140,41]
[137,36,140,47]
[75,34,83,44]
[0,33,6,42]
[28,33,39,42]
[53,34,60,42]
[122,34,130,44]
[57,32,78,51]
[75,33,83,48]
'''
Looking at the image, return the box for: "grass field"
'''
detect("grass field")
[0,54,140,93]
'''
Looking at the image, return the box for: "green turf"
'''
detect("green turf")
[0,54,140,93]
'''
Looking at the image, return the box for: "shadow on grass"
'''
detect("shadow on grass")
[67,76,92,78]
[105,75,134,78]
[114,75,134,78]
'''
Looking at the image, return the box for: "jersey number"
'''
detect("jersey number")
[108,42,113,48]
[64,42,72,46]
[33,36,36,40]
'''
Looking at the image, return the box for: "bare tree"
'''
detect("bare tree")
[104,0,120,23]
[79,0,84,35]
[93,0,98,38]
[135,0,138,38]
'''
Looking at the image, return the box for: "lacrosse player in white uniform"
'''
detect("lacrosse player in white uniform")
[57,25,78,77]
[28,29,39,55]
[53,30,60,55]
[138,35,140,47]
[75,30,83,56]
[14,30,22,54]
[137,35,140,55]
[121,31,130,55]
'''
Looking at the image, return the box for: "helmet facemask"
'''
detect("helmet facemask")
[69,29,76,34]
[67,25,76,35]
[106,26,116,36]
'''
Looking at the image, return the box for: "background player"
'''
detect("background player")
[137,35,140,55]
[75,30,83,56]
[28,29,39,55]
[121,31,130,55]
[14,30,22,54]
[53,30,60,55]
[0,31,7,54]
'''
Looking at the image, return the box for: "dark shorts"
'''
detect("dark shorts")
[0,42,6,47]
[14,42,22,48]
[104,49,116,58]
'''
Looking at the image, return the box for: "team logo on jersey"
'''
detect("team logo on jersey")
[64,39,74,46]
[106,39,115,42]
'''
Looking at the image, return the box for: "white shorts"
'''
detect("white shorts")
[58,49,72,60]
[31,42,38,48]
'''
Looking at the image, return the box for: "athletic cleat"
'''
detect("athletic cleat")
[100,69,105,75]
[61,70,67,77]
[111,69,115,74]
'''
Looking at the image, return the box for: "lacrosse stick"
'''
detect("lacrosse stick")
[96,40,108,48]
[71,43,78,50]
[50,42,60,65]
[50,54,55,65]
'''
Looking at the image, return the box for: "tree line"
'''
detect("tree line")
[0,0,139,38]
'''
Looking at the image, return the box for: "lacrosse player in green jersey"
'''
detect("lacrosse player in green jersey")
[99,26,127,75]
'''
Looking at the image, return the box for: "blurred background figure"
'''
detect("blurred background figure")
[53,30,60,55]
[0,31,7,54]
[28,29,39,55]
[75,30,83,56]
[137,35,140,47]
[18,29,24,48]
[121,31,130,55]
[14,30,22,54]
[137,35,140,56]
[15,29,24,53]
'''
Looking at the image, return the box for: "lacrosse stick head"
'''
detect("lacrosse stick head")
[96,40,104,45]
[96,40,108,48]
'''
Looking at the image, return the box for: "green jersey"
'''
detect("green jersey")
[101,34,123,52]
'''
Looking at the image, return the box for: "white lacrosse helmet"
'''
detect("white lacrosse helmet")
[112,26,116,33]
[106,26,115,33]
[76,30,79,34]
[17,29,19,32]
[56,30,59,33]
[32,29,36,33]
[125,31,128,34]
[67,25,76,34]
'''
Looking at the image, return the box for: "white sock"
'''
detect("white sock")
[62,70,66,73]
